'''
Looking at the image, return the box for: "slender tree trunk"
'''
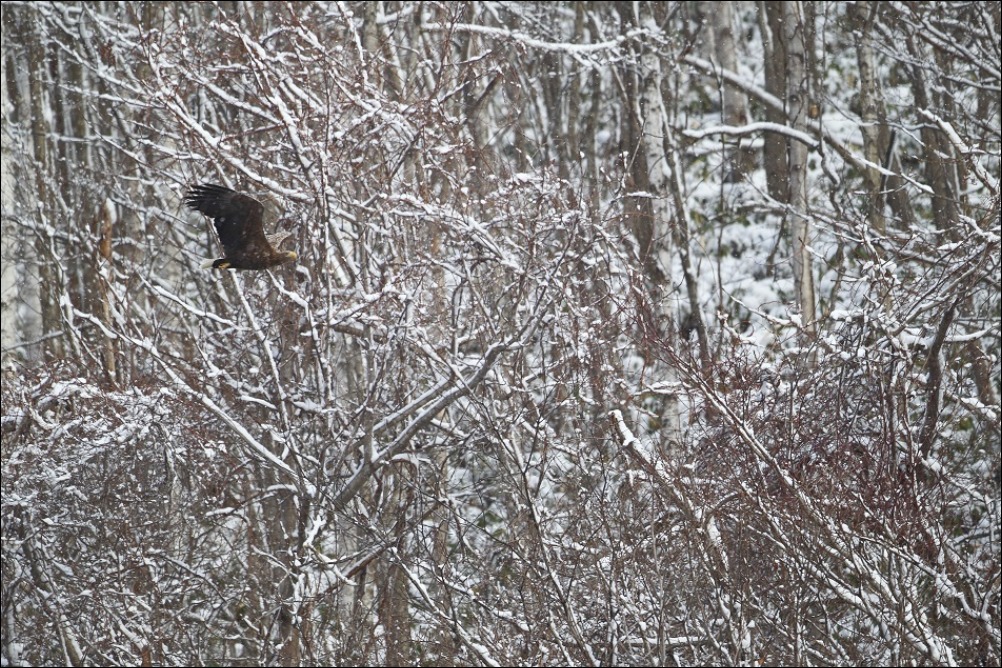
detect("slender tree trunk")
[847,4,915,231]
[1,52,18,363]
[617,1,684,451]
[850,1,886,234]
[379,492,413,667]
[26,22,63,359]
[761,1,790,204]
[782,1,816,334]
[905,42,962,236]
[712,1,754,181]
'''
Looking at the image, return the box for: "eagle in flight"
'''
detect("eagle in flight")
[184,183,297,270]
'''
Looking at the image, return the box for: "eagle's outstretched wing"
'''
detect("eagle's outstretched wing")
[184,184,297,270]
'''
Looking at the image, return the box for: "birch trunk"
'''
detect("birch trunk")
[782,1,816,334]
[630,2,683,450]
[712,1,755,181]
[851,1,886,234]
[1,53,17,363]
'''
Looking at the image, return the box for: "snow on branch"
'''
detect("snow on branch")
[428,22,642,55]
[683,122,819,149]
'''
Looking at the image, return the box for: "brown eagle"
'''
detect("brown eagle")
[184,183,297,270]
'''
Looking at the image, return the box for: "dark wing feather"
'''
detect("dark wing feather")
[184,184,274,261]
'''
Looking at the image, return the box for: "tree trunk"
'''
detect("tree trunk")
[1,51,18,363]
[782,1,816,334]
[26,21,63,359]
[850,1,886,234]
[619,2,683,451]
[712,1,755,181]
[761,1,790,204]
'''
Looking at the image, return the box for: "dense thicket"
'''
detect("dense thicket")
[2,2,998,666]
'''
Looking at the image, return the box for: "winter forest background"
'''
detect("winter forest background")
[1,2,999,666]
